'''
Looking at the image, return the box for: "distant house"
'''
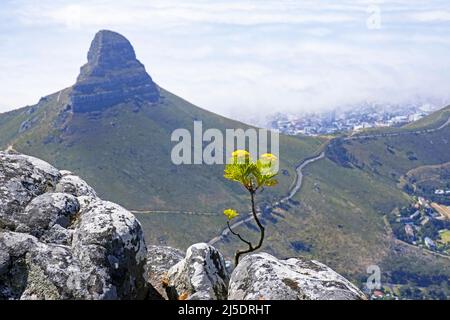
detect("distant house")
[372,290,385,299]
[424,237,436,249]
[408,113,426,122]
[435,189,445,195]
[399,217,412,223]
[405,224,415,238]
[409,210,420,220]
[426,208,439,219]
[418,197,426,206]
[391,115,408,124]
[420,217,429,226]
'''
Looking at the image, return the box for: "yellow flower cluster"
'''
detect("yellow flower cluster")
[223,208,239,220]
[260,153,277,162]
[232,150,250,157]
[231,150,278,162]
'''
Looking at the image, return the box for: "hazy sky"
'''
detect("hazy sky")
[1,0,450,120]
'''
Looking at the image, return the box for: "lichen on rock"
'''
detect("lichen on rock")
[145,245,184,299]
[0,151,152,300]
[166,243,230,300]
[228,252,366,300]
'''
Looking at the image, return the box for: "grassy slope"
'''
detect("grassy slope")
[321,107,450,286]
[341,114,450,185]
[401,162,450,191]
[134,133,325,251]
[0,87,321,213]
[403,105,450,130]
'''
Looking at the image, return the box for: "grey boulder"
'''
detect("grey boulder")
[145,245,184,299]
[55,171,97,197]
[228,253,366,300]
[166,243,230,300]
[0,152,61,225]
[15,192,80,238]
[0,151,151,300]
[72,197,148,299]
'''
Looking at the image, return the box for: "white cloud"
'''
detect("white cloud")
[1,0,450,120]
[409,10,450,22]
[17,1,362,28]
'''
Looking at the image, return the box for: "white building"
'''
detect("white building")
[424,237,435,249]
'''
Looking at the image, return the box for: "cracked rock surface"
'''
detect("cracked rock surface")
[0,151,151,300]
[145,245,184,299]
[228,252,366,300]
[166,243,230,300]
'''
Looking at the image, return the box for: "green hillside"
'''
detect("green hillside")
[0,87,322,213]
[330,106,450,185]
[403,105,450,130]
[320,107,450,295]
[401,162,450,192]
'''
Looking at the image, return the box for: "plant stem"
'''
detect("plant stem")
[227,221,253,249]
[233,189,265,266]
[250,190,265,251]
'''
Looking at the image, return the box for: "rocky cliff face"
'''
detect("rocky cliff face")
[0,150,366,300]
[70,30,159,113]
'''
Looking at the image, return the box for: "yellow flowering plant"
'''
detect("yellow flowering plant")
[223,150,278,265]
[223,208,239,220]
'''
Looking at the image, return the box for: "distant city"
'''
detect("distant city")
[258,101,445,136]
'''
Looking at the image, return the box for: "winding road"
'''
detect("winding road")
[208,152,325,246]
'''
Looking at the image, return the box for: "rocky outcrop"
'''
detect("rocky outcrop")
[165,243,230,300]
[228,253,366,300]
[70,30,159,113]
[0,151,150,299]
[145,245,184,299]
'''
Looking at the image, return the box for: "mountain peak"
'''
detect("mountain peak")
[86,30,137,69]
[70,30,159,113]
